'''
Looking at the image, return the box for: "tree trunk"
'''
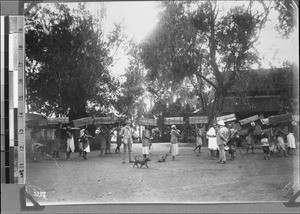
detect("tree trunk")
[208,91,219,126]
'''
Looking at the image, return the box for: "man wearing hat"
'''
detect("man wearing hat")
[120,120,134,164]
[216,120,229,164]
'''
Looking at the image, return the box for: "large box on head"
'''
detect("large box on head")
[138,118,157,126]
[239,115,260,126]
[164,117,184,125]
[73,116,117,128]
[268,113,293,125]
[188,116,208,124]
[94,117,117,125]
[72,117,93,128]
[38,117,69,126]
[216,113,236,123]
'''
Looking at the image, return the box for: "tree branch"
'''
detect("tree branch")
[195,72,218,91]
[24,2,38,15]
[249,1,273,44]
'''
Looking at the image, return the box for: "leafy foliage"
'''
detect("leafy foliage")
[26,3,124,120]
[140,1,272,125]
[274,0,298,38]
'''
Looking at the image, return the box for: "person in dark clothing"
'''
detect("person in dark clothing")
[115,125,122,153]
[52,129,61,158]
[105,125,112,154]
[79,130,92,159]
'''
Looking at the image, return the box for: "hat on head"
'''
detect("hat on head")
[125,120,131,125]
[171,125,176,129]
[95,129,100,134]
[217,120,225,126]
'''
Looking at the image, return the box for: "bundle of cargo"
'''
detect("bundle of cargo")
[164,117,184,125]
[268,113,292,125]
[239,115,260,127]
[48,117,69,125]
[138,118,157,126]
[188,116,208,124]
[216,113,236,123]
[38,117,69,127]
[72,117,93,127]
[93,116,117,125]
[26,113,48,127]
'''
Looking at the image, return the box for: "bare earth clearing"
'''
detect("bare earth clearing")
[26,142,297,205]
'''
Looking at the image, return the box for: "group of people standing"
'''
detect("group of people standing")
[204,120,231,164]
[49,119,297,164]
[198,120,297,164]
[63,128,92,160]
[267,124,296,157]
[50,120,153,163]
[51,125,109,161]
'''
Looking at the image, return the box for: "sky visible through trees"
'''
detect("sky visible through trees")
[98,1,297,77]
[25,1,298,121]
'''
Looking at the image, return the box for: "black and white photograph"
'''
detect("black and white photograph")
[1,0,299,210]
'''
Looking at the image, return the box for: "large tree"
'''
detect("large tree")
[140,1,273,125]
[25,3,124,120]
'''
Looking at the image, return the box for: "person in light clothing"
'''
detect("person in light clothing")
[207,123,218,159]
[216,121,229,164]
[120,121,134,164]
[170,125,181,160]
[287,125,296,155]
[66,129,75,160]
[142,126,151,158]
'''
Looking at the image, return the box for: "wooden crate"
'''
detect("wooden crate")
[268,114,292,125]
[216,113,236,123]
[72,117,93,127]
[188,116,208,124]
[93,117,117,125]
[164,117,184,125]
[38,117,69,126]
[138,118,157,126]
[48,117,69,124]
[239,115,260,126]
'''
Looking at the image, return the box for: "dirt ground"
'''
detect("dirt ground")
[25,142,298,205]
